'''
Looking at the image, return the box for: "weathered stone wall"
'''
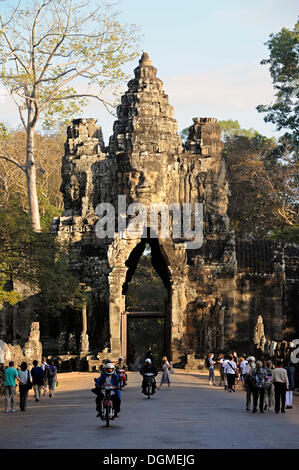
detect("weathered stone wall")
[49,52,299,365]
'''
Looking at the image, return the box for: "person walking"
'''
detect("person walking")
[251,361,267,413]
[18,362,31,412]
[222,357,229,390]
[31,360,44,402]
[283,359,295,409]
[207,353,216,385]
[226,355,237,392]
[239,356,248,389]
[159,356,172,390]
[272,359,289,414]
[4,361,25,413]
[41,357,49,396]
[245,356,256,410]
[47,360,58,397]
[264,360,274,411]
[217,354,225,387]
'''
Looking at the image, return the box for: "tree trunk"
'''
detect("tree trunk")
[26,126,41,232]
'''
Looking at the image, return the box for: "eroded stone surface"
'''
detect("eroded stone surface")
[51,53,299,365]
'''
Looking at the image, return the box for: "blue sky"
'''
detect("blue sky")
[1,0,298,142]
[90,0,299,141]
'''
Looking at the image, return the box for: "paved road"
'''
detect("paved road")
[0,371,298,449]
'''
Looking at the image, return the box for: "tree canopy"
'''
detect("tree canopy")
[0,0,140,231]
[257,20,299,156]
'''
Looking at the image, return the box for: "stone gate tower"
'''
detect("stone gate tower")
[52,53,299,364]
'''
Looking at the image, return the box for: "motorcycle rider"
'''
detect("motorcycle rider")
[140,358,158,394]
[115,357,128,385]
[95,362,121,418]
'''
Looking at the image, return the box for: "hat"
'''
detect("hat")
[247,356,255,362]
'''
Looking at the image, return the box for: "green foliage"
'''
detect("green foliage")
[257,20,299,155]
[0,198,84,314]
[218,120,257,139]
[270,225,299,243]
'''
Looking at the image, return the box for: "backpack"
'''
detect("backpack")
[48,365,56,379]
[206,357,211,368]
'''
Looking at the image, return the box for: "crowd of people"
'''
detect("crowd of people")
[207,352,295,414]
[4,358,58,413]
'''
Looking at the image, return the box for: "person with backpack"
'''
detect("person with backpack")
[47,360,57,397]
[245,356,256,410]
[207,353,216,385]
[31,360,45,402]
[251,360,267,413]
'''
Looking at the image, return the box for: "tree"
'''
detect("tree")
[0,124,64,230]
[257,20,299,155]
[223,132,298,240]
[0,0,140,231]
[0,201,86,314]
[181,120,298,241]
[218,120,256,139]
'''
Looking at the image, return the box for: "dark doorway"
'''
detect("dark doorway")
[122,238,171,365]
[127,314,165,368]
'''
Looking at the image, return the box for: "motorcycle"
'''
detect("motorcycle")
[99,384,118,427]
[142,372,156,399]
[116,368,127,388]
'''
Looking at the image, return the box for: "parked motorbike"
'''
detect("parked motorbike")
[116,368,127,388]
[142,372,155,399]
[100,385,118,427]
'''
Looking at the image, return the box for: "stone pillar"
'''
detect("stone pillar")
[108,268,126,359]
[24,322,42,363]
[80,301,89,357]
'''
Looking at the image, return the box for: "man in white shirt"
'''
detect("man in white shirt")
[222,358,229,390]
[271,360,289,414]
[239,357,248,388]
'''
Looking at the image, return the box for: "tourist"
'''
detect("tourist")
[245,356,256,410]
[272,359,289,414]
[18,362,31,412]
[239,356,248,389]
[233,351,238,364]
[159,356,172,390]
[222,356,229,390]
[283,359,295,409]
[251,360,267,413]
[41,357,49,396]
[217,354,225,387]
[31,360,44,402]
[264,360,274,411]
[145,347,153,364]
[4,361,25,413]
[47,360,58,397]
[226,354,237,392]
[207,353,216,385]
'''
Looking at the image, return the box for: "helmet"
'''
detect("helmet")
[145,358,151,364]
[105,362,115,375]
[118,357,124,362]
